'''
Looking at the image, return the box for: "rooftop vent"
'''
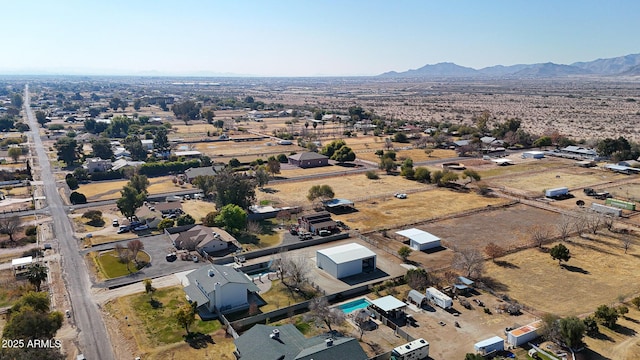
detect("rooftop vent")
[325,338,333,347]
[208,269,215,277]
[270,329,280,339]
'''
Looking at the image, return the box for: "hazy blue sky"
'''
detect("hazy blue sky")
[1,0,638,76]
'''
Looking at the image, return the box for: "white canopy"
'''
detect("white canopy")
[371,295,406,312]
[11,256,33,267]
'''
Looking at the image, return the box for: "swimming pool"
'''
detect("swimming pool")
[338,298,371,314]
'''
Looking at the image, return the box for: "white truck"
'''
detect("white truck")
[426,287,453,309]
[545,187,569,198]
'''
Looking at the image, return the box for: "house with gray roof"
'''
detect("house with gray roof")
[233,324,367,360]
[184,164,225,182]
[288,152,329,168]
[184,264,259,314]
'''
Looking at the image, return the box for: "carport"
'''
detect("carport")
[395,228,441,251]
[370,295,406,319]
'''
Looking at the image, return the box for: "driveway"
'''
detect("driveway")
[86,234,203,288]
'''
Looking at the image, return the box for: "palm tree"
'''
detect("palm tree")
[27,263,48,292]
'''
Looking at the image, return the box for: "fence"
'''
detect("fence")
[215,309,240,339]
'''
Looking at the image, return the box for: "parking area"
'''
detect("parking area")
[86,233,203,288]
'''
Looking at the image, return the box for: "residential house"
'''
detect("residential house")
[167,224,236,255]
[141,139,154,151]
[234,324,368,360]
[288,152,329,168]
[111,158,145,171]
[184,164,225,182]
[83,157,112,173]
[174,150,202,158]
[183,264,259,314]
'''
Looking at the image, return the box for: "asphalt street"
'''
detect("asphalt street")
[24,86,115,360]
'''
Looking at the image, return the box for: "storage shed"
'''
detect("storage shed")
[370,295,406,319]
[474,336,504,355]
[407,289,427,307]
[507,320,543,346]
[316,243,376,279]
[522,151,545,159]
[395,228,441,251]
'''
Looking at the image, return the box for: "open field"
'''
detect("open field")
[484,232,640,317]
[602,181,640,202]
[78,176,188,201]
[93,250,151,279]
[583,306,640,360]
[487,163,628,196]
[278,163,364,178]
[336,188,510,232]
[181,200,217,221]
[103,285,234,360]
[355,147,457,163]
[257,173,430,206]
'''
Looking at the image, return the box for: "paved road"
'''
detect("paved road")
[24,86,115,360]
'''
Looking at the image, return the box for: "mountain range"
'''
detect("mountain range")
[379,53,640,79]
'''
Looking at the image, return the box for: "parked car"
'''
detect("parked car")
[112,219,119,227]
[183,194,190,200]
[299,232,312,240]
[318,229,331,236]
[394,193,407,199]
[117,226,130,234]
[133,224,149,232]
[289,226,298,235]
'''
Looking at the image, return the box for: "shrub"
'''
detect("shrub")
[69,191,87,204]
[82,210,102,219]
[65,175,78,189]
[24,225,37,236]
[277,154,288,163]
[365,170,379,180]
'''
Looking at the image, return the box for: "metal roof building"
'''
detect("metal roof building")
[396,228,441,251]
[316,243,376,279]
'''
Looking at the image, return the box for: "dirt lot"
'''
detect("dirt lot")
[484,232,640,317]
[78,176,189,201]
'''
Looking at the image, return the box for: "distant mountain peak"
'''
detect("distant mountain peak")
[380,53,640,79]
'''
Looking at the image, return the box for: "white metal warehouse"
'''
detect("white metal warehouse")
[316,243,376,279]
[395,228,441,251]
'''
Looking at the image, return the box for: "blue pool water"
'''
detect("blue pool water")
[338,298,371,313]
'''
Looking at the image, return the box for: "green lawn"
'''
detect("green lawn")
[95,250,151,278]
[129,286,222,345]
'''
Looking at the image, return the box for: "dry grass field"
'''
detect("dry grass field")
[486,163,628,196]
[583,306,640,360]
[181,200,217,221]
[484,233,640,317]
[354,147,456,163]
[256,173,429,206]
[602,181,640,202]
[78,176,188,201]
[335,188,510,232]
[187,139,304,160]
[278,163,360,178]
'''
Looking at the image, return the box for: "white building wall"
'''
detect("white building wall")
[411,239,441,251]
[212,283,247,312]
[316,252,338,278]
[336,259,363,279]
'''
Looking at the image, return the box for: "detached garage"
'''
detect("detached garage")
[396,228,441,251]
[316,243,376,279]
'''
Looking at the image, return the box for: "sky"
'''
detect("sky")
[1,0,639,77]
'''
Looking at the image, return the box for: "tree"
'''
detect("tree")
[8,147,22,163]
[379,156,396,173]
[3,291,63,341]
[172,100,201,124]
[212,169,257,210]
[35,110,49,126]
[400,158,414,178]
[275,251,311,289]
[550,243,571,265]
[559,316,586,350]
[202,211,218,227]
[127,240,144,265]
[143,278,155,301]
[622,234,632,254]
[414,167,431,183]
[534,136,553,148]
[632,296,640,310]
[573,215,587,237]
[556,215,572,242]
[452,248,485,278]
[267,157,281,177]
[157,218,175,231]
[594,304,619,329]
[393,132,408,143]
[153,127,171,155]
[202,108,215,124]
[26,263,48,292]
[586,213,602,235]
[530,225,551,248]
[116,185,145,220]
[0,215,22,242]
[583,316,599,336]
[484,242,505,262]
[215,204,247,234]
[177,214,196,226]
[11,93,23,108]
[73,167,89,182]
[462,169,481,188]
[128,174,150,196]
[307,297,345,333]
[541,313,562,344]
[397,246,413,262]
[88,138,113,161]
[175,303,197,336]
[353,309,370,340]
[123,135,147,161]
[54,136,81,166]
[405,268,429,290]
[69,191,87,204]
[254,166,270,188]
[307,184,334,204]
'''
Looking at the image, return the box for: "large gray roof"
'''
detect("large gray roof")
[234,324,367,360]
[185,264,259,294]
[288,152,329,161]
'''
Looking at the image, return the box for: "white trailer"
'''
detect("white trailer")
[426,287,453,309]
[591,203,622,217]
[545,187,569,198]
[391,338,429,360]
